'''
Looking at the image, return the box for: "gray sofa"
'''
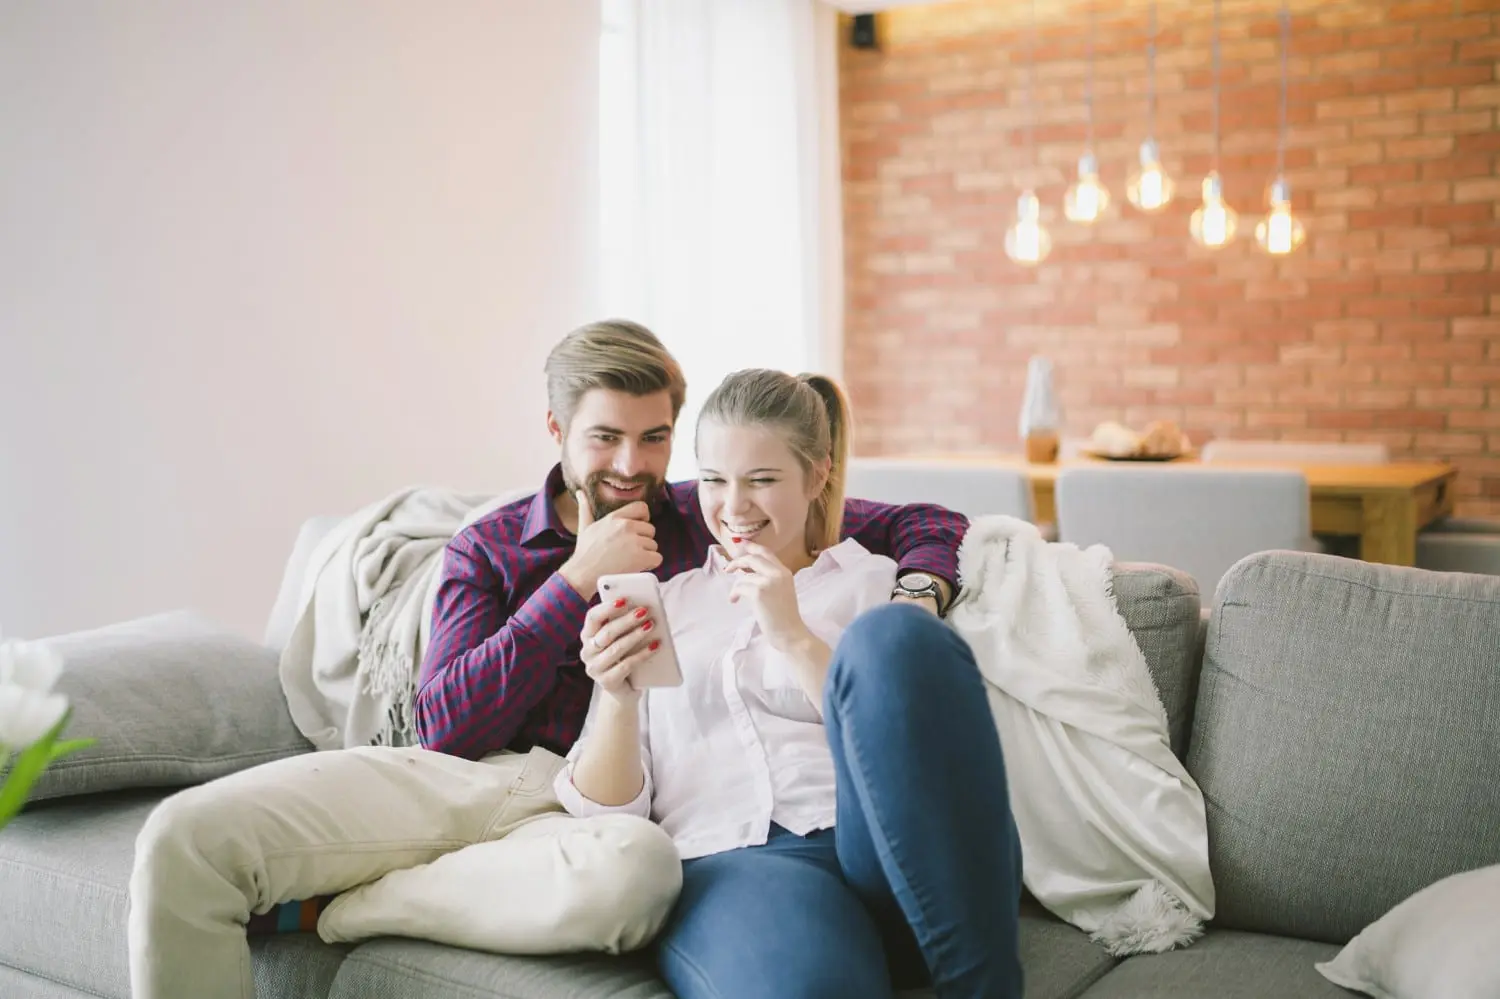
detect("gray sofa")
[3,518,1498,998]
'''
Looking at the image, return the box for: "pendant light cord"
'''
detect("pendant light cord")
[1026,0,1037,169]
[1212,0,1222,171]
[1276,2,1289,179]
[1086,4,1096,153]
[1147,1,1157,141]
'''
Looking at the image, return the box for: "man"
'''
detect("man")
[128,320,965,999]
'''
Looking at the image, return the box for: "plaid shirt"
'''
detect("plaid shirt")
[414,463,967,760]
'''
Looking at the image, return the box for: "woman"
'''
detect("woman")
[554,369,1024,999]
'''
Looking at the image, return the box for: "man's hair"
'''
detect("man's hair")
[544,319,687,428]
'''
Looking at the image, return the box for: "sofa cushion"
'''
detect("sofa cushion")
[0,789,347,999]
[25,610,312,802]
[3,792,1114,999]
[0,963,108,999]
[326,899,1114,999]
[1010,898,1119,999]
[909,900,1118,999]
[1109,562,1203,759]
[329,941,673,999]
[1187,551,1500,944]
[1074,930,1346,998]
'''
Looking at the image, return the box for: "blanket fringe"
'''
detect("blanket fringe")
[357,594,418,748]
[1087,882,1206,957]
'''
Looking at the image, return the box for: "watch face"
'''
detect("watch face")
[901,572,934,591]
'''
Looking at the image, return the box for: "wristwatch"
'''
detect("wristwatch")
[892,572,947,616]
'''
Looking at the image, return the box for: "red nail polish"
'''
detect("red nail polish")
[642,619,653,632]
[613,598,627,609]
[649,640,660,651]
[635,607,648,619]
[731,536,743,543]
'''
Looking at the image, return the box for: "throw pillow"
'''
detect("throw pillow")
[1314,863,1500,999]
[17,610,312,801]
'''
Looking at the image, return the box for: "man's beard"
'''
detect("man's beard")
[561,460,664,520]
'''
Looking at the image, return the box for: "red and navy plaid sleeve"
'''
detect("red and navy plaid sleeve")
[413,535,590,760]
[841,497,968,589]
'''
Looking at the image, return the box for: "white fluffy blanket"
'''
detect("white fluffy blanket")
[948,514,1215,956]
[278,486,527,750]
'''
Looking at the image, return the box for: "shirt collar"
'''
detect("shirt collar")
[819,537,870,570]
[519,465,571,547]
[520,463,680,548]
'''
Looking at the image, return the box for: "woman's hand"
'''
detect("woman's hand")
[579,597,660,703]
[727,541,831,705]
[726,542,812,652]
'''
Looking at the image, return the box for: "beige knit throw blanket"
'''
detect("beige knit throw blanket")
[278,486,527,749]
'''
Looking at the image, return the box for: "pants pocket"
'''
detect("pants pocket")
[482,746,568,838]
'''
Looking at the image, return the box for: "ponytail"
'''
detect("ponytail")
[696,368,855,555]
[799,374,850,552]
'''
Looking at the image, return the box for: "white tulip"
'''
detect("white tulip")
[0,629,69,751]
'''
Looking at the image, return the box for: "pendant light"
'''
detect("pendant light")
[1126,1,1174,213]
[1064,5,1109,224]
[1255,3,1306,254]
[1005,0,1051,265]
[1191,0,1237,247]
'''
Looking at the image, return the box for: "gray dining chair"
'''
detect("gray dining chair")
[1417,530,1500,576]
[1423,516,1500,535]
[1201,439,1390,556]
[844,457,1040,526]
[1055,465,1315,606]
[1200,439,1390,465]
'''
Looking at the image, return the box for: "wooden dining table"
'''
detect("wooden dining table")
[900,453,1459,567]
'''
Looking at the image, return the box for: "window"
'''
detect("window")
[599,0,642,320]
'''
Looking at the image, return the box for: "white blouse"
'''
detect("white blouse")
[553,539,898,860]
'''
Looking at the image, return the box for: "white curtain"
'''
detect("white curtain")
[600,0,844,481]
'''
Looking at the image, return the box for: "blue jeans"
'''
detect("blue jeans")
[654,604,1024,999]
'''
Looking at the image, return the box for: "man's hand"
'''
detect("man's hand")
[558,490,663,600]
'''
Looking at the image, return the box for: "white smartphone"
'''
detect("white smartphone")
[596,572,684,689]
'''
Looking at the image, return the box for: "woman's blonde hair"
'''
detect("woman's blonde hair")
[544,319,687,428]
[696,369,851,553]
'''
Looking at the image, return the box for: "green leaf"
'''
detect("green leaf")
[49,737,95,762]
[0,709,80,828]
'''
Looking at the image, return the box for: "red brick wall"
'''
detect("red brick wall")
[840,0,1500,517]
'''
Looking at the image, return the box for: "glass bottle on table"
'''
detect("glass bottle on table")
[1019,356,1061,464]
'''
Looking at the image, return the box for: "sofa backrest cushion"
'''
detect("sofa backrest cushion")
[1109,562,1204,760]
[1187,551,1500,944]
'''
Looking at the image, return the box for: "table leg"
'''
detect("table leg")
[1360,493,1418,566]
[1031,482,1057,526]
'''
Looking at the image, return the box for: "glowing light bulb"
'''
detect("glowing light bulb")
[1004,190,1051,266]
[1064,152,1110,224]
[1189,171,1238,249]
[1254,177,1306,255]
[1126,138,1174,213]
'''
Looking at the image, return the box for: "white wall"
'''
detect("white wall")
[0,1,600,639]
